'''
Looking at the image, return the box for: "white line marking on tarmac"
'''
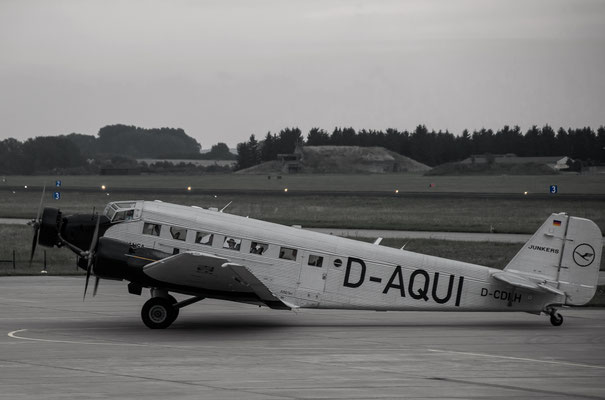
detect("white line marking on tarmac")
[5,329,416,352]
[7,329,149,347]
[428,348,605,370]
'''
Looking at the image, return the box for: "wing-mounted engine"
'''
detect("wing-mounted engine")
[88,237,171,282]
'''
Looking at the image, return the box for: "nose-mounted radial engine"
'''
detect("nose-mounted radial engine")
[29,189,111,298]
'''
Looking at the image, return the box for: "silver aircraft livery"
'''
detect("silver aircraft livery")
[29,199,602,329]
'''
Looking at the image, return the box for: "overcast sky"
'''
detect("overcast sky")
[1,0,604,148]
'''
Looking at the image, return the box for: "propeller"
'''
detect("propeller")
[93,276,101,297]
[28,185,46,266]
[83,214,101,300]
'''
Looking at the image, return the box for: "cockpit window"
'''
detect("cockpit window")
[105,201,137,222]
[105,207,116,221]
[113,209,134,222]
[115,202,136,209]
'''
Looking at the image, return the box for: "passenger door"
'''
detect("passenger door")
[298,253,328,293]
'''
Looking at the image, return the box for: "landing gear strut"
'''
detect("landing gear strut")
[140,290,204,329]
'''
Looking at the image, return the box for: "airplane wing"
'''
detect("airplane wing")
[142,251,293,310]
[491,271,565,296]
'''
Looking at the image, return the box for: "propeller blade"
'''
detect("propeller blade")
[35,184,46,222]
[89,214,101,253]
[29,185,46,267]
[93,276,100,297]
[29,226,40,266]
[83,214,101,300]
[83,256,93,300]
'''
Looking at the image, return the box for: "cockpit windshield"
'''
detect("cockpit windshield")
[104,201,137,223]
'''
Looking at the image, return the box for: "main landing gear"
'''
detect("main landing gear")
[141,289,204,329]
[545,307,564,327]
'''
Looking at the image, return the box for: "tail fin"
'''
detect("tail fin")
[505,213,602,305]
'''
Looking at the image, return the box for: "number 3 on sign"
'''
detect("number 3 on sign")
[550,185,558,194]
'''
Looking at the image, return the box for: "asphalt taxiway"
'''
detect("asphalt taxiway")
[1,276,604,399]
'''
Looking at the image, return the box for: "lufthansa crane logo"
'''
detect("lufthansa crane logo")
[572,243,595,267]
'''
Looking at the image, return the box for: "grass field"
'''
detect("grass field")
[0,225,79,276]
[3,173,605,194]
[1,190,604,234]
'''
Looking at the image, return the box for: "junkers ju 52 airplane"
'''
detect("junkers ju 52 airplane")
[29,198,602,329]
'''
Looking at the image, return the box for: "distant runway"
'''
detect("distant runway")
[3,185,605,200]
[0,218,29,225]
[1,277,604,399]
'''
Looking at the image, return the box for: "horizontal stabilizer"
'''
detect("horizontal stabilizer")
[491,271,541,290]
[536,283,566,297]
[491,271,565,296]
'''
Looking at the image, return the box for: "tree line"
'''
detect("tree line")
[65,124,201,158]
[2,123,603,174]
[236,125,605,169]
[0,124,207,174]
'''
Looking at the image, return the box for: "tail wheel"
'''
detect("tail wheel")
[141,297,178,329]
[550,312,563,326]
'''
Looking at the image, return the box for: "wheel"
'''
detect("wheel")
[141,297,178,329]
[550,312,563,326]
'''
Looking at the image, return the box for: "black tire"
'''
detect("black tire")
[550,312,563,326]
[141,297,177,329]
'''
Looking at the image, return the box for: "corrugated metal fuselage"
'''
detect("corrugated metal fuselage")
[103,201,561,313]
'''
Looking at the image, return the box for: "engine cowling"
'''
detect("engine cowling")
[89,237,170,283]
[37,207,111,252]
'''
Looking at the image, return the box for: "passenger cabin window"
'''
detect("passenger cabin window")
[170,226,186,241]
[279,247,297,261]
[195,231,214,246]
[223,236,241,251]
[143,223,161,236]
[250,242,268,255]
[308,255,323,267]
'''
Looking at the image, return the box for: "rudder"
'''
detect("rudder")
[558,216,602,305]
